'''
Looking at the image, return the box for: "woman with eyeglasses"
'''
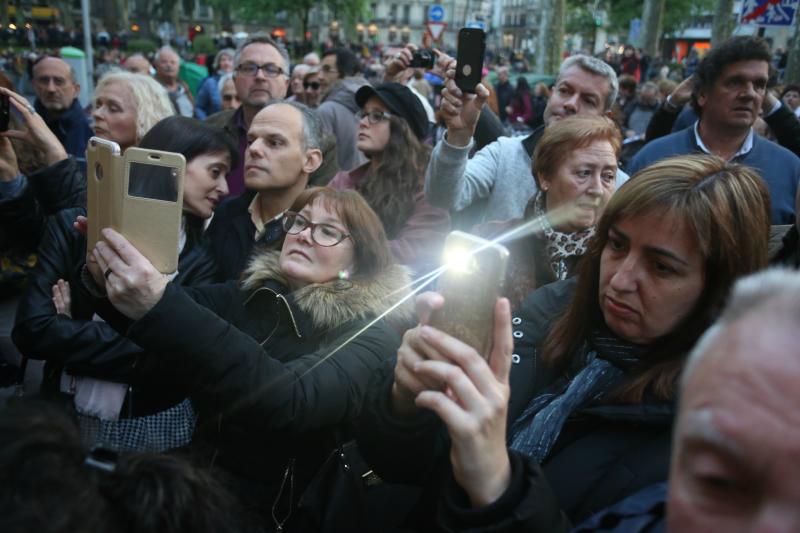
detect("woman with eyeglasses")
[81,186,413,530]
[329,82,450,275]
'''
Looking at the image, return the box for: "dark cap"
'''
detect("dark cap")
[355,82,429,140]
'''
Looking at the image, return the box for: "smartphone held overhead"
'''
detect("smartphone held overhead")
[455,28,487,94]
[429,231,509,359]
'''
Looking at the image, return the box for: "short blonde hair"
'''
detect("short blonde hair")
[94,71,174,143]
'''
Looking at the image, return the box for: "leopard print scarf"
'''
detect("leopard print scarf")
[531,191,595,280]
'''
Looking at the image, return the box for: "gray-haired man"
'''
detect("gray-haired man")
[426,55,628,229]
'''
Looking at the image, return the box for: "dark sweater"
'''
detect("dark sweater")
[627,126,800,225]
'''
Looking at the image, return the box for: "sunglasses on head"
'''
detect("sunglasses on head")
[304,81,321,90]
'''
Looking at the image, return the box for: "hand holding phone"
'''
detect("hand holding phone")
[455,28,486,94]
[429,231,509,359]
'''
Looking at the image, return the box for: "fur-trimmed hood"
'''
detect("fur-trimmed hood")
[241,250,416,332]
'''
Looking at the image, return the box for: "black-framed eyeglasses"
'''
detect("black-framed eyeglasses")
[236,62,284,78]
[356,109,393,125]
[282,212,351,247]
[303,81,321,90]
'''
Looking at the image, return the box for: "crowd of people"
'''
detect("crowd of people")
[1,31,800,532]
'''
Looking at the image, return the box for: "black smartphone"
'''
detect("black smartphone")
[409,49,435,69]
[0,94,9,132]
[455,28,486,94]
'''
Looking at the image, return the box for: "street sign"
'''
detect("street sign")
[428,4,445,22]
[426,21,447,41]
[740,0,799,26]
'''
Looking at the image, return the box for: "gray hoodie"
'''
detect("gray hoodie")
[317,76,370,171]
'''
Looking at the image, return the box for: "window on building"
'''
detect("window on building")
[390,4,397,23]
[402,4,410,24]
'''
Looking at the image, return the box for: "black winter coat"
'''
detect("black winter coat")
[205,190,286,281]
[12,207,219,417]
[118,251,413,529]
[0,158,85,254]
[356,278,675,532]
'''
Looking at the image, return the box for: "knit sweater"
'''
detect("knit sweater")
[627,126,800,225]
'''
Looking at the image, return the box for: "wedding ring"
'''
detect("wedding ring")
[26,104,35,114]
[104,268,113,280]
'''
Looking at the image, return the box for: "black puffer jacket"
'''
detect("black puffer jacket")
[12,207,218,417]
[0,158,85,254]
[356,278,675,532]
[118,250,414,529]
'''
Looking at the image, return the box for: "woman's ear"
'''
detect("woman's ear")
[302,147,323,175]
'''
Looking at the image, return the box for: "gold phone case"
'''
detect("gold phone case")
[429,231,510,359]
[87,138,186,274]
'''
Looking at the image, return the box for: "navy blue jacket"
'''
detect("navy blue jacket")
[35,98,93,163]
[627,126,800,224]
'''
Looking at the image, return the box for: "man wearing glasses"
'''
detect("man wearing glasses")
[207,36,338,196]
[31,56,93,162]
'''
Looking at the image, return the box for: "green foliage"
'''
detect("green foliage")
[126,38,158,54]
[567,0,715,39]
[193,35,216,55]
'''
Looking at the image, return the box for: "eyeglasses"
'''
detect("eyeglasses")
[356,109,393,125]
[236,62,284,78]
[303,81,321,90]
[34,75,68,87]
[282,212,350,247]
[320,64,339,74]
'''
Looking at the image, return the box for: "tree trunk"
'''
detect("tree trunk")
[786,9,800,83]
[639,0,664,57]
[536,0,565,75]
[711,0,735,48]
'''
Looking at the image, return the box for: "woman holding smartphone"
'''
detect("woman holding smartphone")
[13,116,236,452]
[328,82,450,275]
[355,155,772,531]
[81,187,412,530]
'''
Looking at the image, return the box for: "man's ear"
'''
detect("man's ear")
[302,148,323,175]
[696,87,707,108]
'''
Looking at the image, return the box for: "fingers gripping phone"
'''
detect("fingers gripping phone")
[429,231,509,359]
[455,28,486,94]
[86,137,186,273]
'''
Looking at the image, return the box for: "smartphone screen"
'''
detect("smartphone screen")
[0,95,9,132]
[429,231,509,359]
[455,28,486,94]
[127,161,180,202]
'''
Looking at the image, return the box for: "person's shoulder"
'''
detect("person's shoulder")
[628,128,693,171]
[517,278,577,328]
[213,191,254,220]
[205,108,236,127]
[751,134,800,165]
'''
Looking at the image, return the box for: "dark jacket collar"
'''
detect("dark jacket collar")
[34,98,86,133]
[521,125,546,157]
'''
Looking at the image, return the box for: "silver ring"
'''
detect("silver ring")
[104,268,113,280]
[26,104,35,114]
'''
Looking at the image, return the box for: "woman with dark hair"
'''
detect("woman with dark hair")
[83,187,413,530]
[356,154,772,531]
[13,116,237,452]
[329,82,450,275]
[506,76,533,130]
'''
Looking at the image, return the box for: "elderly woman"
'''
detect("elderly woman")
[195,48,235,119]
[329,82,450,275]
[84,187,413,530]
[356,154,772,531]
[0,73,174,253]
[477,115,621,309]
[13,116,237,451]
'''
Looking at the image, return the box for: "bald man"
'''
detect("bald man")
[123,54,152,75]
[32,56,93,161]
